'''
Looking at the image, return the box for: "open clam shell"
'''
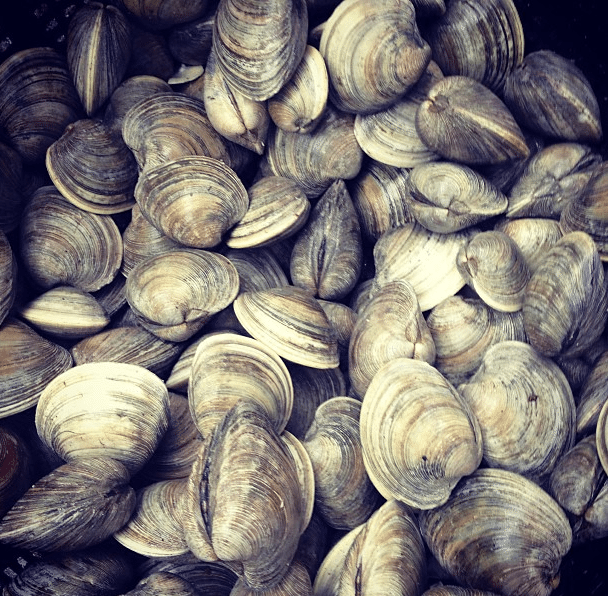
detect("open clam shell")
[35,361,170,475]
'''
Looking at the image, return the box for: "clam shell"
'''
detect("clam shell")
[360,358,482,509]
[224,247,290,293]
[135,155,249,249]
[578,478,608,543]
[0,318,73,419]
[415,75,529,165]
[35,361,170,474]
[348,279,436,400]
[576,351,608,437]
[0,457,135,552]
[46,118,138,214]
[19,186,123,292]
[233,286,339,369]
[0,229,16,327]
[119,572,202,596]
[290,179,362,301]
[318,299,357,368]
[125,249,240,342]
[230,560,313,596]
[268,44,328,134]
[67,2,132,116]
[419,468,573,596]
[597,401,608,477]
[458,340,576,482]
[319,0,431,114]
[114,478,190,557]
[212,0,308,102]
[188,331,294,438]
[168,14,214,66]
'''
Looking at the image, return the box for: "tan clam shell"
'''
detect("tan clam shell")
[135,155,249,250]
[372,222,472,311]
[166,335,208,394]
[0,318,73,419]
[226,176,310,249]
[212,0,308,102]
[114,478,189,557]
[319,0,431,114]
[125,249,240,342]
[506,142,601,219]
[0,47,83,164]
[290,179,362,301]
[268,45,328,134]
[415,75,529,165]
[427,296,526,386]
[0,457,135,552]
[67,2,132,116]
[35,361,170,474]
[458,340,576,482]
[188,331,294,439]
[360,358,482,509]
[302,397,381,530]
[19,186,123,292]
[523,231,608,358]
[456,230,531,312]
[0,230,16,327]
[233,286,339,369]
[423,0,524,94]
[419,468,572,596]
[348,279,436,400]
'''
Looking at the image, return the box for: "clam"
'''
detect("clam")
[415,75,529,164]
[223,247,290,293]
[203,47,270,155]
[188,331,294,439]
[0,141,24,233]
[226,176,310,249]
[457,340,576,482]
[348,279,436,399]
[19,186,123,292]
[114,478,190,557]
[125,249,240,342]
[212,0,308,102]
[360,357,482,509]
[426,295,526,386]
[319,0,431,114]
[576,351,608,437]
[503,50,603,143]
[317,299,357,368]
[0,424,34,520]
[46,118,138,214]
[422,0,524,94]
[233,285,339,369]
[35,361,170,475]
[18,285,110,340]
[0,47,83,164]
[290,179,362,301]
[0,318,73,419]
[119,572,203,596]
[67,2,132,116]
[168,14,215,66]
[456,230,531,312]
[419,468,573,596]
[506,142,602,219]
[0,229,16,327]
[576,478,608,543]
[522,231,608,358]
[0,457,135,552]
[301,397,381,530]
[406,161,508,233]
[230,560,313,596]
[268,44,328,134]
[93,273,128,318]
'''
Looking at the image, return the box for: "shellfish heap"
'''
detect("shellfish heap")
[0,0,607,595]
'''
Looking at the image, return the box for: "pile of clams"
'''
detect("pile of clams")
[0,0,607,595]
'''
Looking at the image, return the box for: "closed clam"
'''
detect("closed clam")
[20,186,123,292]
[419,468,572,596]
[457,340,576,482]
[134,155,249,249]
[213,0,308,102]
[35,361,170,475]
[67,2,132,116]
[360,357,482,509]
[406,162,508,234]
[319,0,431,114]
[0,457,135,552]
[125,249,240,342]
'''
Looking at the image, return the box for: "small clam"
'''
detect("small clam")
[360,358,482,510]
[67,2,132,116]
[0,457,135,552]
[35,361,170,475]
[125,249,240,342]
[319,0,431,114]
